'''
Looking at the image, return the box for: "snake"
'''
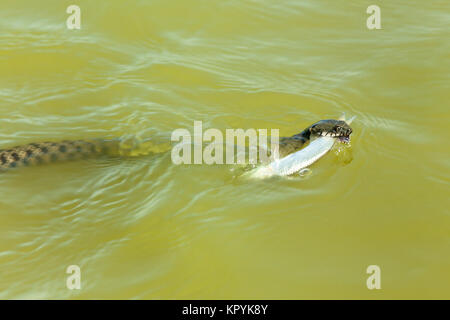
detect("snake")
[0,119,352,173]
[277,118,352,158]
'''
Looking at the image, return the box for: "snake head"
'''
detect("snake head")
[309,119,353,142]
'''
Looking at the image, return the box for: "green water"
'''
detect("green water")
[0,0,449,299]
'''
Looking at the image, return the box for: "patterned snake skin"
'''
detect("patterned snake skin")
[0,139,120,171]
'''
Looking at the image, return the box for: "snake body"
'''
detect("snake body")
[0,139,121,171]
[0,119,352,172]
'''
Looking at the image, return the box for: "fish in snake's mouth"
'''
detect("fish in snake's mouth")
[309,119,352,143]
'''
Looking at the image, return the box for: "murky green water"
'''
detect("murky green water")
[0,0,448,299]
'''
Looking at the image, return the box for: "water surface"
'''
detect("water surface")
[0,0,448,299]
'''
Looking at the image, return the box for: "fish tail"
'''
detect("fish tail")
[339,113,356,125]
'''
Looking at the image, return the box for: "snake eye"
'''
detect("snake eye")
[310,125,319,134]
